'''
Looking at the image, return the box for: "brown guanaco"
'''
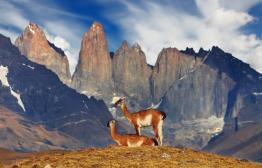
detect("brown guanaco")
[114,97,166,146]
[107,119,158,147]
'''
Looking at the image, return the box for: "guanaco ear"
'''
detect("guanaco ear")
[114,98,122,106]
[122,97,126,100]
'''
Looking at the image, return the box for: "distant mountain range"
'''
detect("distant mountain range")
[0,21,261,161]
[0,33,114,151]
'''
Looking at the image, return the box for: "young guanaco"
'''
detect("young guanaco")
[107,119,158,147]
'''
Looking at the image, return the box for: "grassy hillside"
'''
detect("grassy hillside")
[1,146,261,168]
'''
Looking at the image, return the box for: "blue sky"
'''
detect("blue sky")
[0,0,262,73]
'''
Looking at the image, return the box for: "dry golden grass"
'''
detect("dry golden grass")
[2,146,262,168]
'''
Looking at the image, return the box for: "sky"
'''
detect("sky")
[0,0,262,74]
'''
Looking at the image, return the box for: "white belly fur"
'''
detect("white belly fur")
[115,140,121,145]
[127,140,144,147]
[138,114,152,127]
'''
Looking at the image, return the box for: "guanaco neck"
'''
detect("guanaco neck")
[120,101,132,120]
[110,123,120,140]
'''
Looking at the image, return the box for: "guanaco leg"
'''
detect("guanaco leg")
[134,124,141,135]
[157,120,163,146]
[153,124,159,144]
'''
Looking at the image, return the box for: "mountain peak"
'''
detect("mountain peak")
[90,21,104,32]
[28,21,39,29]
[72,20,113,96]
[181,47,196,55]
[131,42,142,52]
[0,33,19,54]
[211,46,224,53]
[24,22,43,37]
[120,40,129,51]
[0,33,12,47]
[15,22,71,84]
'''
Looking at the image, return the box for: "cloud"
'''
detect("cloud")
[219,0,262,12]
[0,1,28,31]
[45,31,78,74]
[108,0,262,73]
[53,36,70,51]
[43,20,84,73]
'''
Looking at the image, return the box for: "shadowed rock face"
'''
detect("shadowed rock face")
[159,47,262,149]
[71,21,113,99]
[15,22,71,85]
[112,41,152,108]
[160,63,234,122]
[0,34,114,150]
[204,96,262,162]
[151,48,198,103]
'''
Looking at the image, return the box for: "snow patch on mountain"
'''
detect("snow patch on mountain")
[253,92,262,96]
[180,115,224,134]
[0,65,10,86]
[28,24,35,34]
[58,120,88,129]
[146,99,163,109]
[10,89,25,111]
[22,63,35,70]
[168,115,225,148]
[0,65,25,111]
[82,100,88,110]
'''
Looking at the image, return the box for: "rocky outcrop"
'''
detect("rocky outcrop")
[71,21,113,99]
[0,34,114,150]
[158,59,235,148]
[151,48,197,103]
[15,22,71,84]
[112,41,152,108]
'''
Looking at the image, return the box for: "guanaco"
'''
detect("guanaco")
[107,119,158,147]
[114,97,166,146]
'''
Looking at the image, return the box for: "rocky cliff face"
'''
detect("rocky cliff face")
[200,47,262,161]
[172,47,262,149]
[156,48,235,148]
[71,21,113,99]
[0,34,114,150]
[151,48,197,103]
[110,45,262,149]
[15,22,71,84]
[112,41,152,108]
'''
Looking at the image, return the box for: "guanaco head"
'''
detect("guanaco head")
[107,119,116,128]
[114,97,125,107]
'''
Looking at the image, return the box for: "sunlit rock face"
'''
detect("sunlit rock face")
[15,22,71,84]
[71,21,113,99]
